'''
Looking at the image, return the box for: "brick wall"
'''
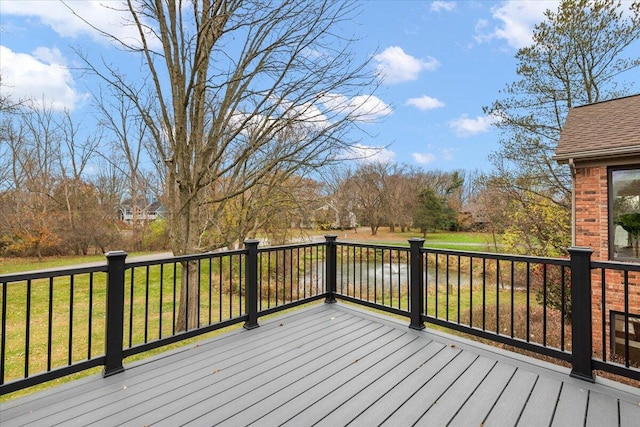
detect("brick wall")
[574,165,608,258]
[574,164,640,362]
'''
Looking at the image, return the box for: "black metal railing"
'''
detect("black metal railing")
[332,240,575,365]
[590,259,640,380]
[0,264,109,393]
[1,236,639,396]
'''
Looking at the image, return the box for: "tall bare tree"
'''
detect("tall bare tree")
[94,86,154,249]
[77,0,381,329]
[345,162,390,235]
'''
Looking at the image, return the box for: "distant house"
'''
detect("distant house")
[460,201,490,230]
[555,93,640,364]
[312,202,357,230]
[117,199,165,223]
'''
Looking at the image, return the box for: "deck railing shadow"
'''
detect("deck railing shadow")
[1,236,639,396]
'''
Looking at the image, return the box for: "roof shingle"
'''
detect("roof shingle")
[555,94,640,163]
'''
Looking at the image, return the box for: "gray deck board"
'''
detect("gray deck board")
[312,340,447,426]
[212,326,407,426]
[619,400,640,427]
[113,314,380,425]
[410,356,497,426]
[214,330,415,426]
[586,391,620,427]
[446,362,517,426]
[378,350,482,426]
[264,335,426,427]
[551,383,590,427]
[353,345,470,426]
[481,369,538,427]
[515,375,563,427]
[2,302,639,427]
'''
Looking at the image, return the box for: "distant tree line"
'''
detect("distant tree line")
[0,96,484,258]
[321,162,475,237]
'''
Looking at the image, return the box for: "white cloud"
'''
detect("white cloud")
[449,114,498,137]
[280,98,329,128]
[406,95,445,111]
[412,152,436,164]
[431,1,456,12]
[32,47,67,65]
[475,1,555,49]
[0,46,80,110]
[1,0,159,49]
[373,46,440,84]
[349,95,393,122]
[319,93,392,122]
[346,144,396,163]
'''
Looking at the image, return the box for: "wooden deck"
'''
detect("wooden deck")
[2,303,639,426]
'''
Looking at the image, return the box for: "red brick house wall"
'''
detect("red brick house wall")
[574,164,640,360]
[574,166,608,258]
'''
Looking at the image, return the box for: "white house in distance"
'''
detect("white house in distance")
[117,199,165,223]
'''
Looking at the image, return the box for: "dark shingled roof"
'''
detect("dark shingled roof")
[554,94,640,163]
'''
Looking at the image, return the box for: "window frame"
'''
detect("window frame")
[609,310,640,366]
[608,165,640,262]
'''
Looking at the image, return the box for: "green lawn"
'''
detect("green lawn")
[0,252,158,275]
[348,230,501,252]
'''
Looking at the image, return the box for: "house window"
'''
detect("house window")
[610,311,640,366]
[610,167,640,262]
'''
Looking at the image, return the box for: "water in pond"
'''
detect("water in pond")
[336,261,473,289]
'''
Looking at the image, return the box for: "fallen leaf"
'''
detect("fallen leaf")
[450,344,456,348]
[213,369,220,374]
[279,323,284,327]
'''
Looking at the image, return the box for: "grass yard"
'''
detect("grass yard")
[338,228,500,252]
[0,252,159,275]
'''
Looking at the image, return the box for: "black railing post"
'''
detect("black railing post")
[568,246,594,382]
[325,235,337,303]
[244,239,260,330]
[409,238,426,330]
[103,251,127,377]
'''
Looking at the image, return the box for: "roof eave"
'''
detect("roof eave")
[554,146,640,164]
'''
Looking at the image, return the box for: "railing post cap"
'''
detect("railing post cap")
[325,234,338,241]
[408,238,426,246]
[568,246,594,255]
[243,239,261,246]
[105,250,128,259]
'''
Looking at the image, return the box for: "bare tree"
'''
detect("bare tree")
[94,86,154,249]
[55,110,102,255]
[345,162,390,235]
[76,0,381,329]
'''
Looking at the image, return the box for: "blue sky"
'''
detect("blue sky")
[1,1,639,173]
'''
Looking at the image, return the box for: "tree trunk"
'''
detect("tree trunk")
[174,186,201,332]
[175,259,200,331]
